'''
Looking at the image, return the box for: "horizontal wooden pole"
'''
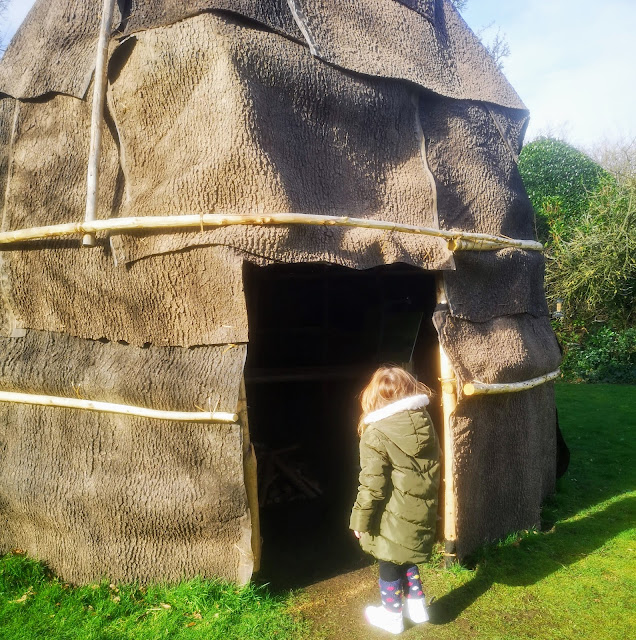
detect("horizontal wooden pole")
[447,238,534,251]
[463,369,561,396]
[0,390,238,424]
[0,213,543,252]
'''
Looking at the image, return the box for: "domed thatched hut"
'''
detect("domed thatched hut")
[0,0,561,585]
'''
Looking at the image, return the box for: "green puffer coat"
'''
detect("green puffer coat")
[350,394,440,565]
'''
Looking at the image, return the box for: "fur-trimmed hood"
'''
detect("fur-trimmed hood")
[363,394,430,425]
[362,394,432,458]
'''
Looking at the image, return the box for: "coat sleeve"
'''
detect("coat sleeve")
[349,429,390,533]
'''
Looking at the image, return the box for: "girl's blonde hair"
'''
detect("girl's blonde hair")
[358,365,432,436]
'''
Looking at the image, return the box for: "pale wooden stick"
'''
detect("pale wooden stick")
[440,377,457,395]
[237,378,261,574]
[463,369,561,396]
[83,0,117,247]
[448,238,525,251]
[0,390,238,423]
[243,445,260,573]
[0,213,544,252]
[436,275,458,564]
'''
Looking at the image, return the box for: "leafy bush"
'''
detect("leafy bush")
[518,138,607,242]
[544,176,635,328]
[556,325,636,383]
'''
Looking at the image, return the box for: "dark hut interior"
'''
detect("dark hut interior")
[243,262,442,586]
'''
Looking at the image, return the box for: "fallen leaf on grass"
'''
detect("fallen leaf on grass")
[10,595,29,604]
[186,622,196,628]
[160,603,172,609]
[10,587,34,604]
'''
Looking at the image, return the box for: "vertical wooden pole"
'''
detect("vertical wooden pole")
[83,0,117,247]
[238,378,261,573]
[436,274,458,566]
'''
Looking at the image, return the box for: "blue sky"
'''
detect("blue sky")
[461,0,636,149]
[3,0,635,150]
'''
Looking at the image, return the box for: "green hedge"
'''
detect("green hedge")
[518,138,607,243]
[557,325,636,384]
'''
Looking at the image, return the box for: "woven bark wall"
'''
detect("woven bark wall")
[0,333,250,584]
[0,81,252,581]
[450,387,557,557]
[420,88,561,558]
[0,406,252,584]
[106,12,450,270]
[434,295,561,557]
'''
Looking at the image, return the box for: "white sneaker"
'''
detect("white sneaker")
[364,605,404,634]
[404,597,429,624]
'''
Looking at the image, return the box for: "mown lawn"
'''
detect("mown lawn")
[0,563,310,640]
[1,383,635,639]
[405,383,636,640]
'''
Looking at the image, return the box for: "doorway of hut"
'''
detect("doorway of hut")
[243,261,442,589]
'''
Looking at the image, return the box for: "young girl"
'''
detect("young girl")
[350,366,440,634]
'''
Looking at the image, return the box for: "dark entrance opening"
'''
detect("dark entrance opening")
[243,262,440,588]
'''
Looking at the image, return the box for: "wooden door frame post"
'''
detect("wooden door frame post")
[238,378,261,574]
[436,274,458,566]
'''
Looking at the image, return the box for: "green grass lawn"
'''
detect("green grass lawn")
[409,383,636,640]
[1,383,635,639]
[0,563,310,640]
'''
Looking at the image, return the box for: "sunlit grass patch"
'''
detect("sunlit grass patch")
[409,383,636,640]
[0,556,309,640]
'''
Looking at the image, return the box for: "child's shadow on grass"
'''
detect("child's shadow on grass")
[428,495,635,625]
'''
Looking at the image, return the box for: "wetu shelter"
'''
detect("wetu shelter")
[0,0,562,585]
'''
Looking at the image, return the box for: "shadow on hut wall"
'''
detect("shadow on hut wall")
[242,261,442,590]
[428,495,635,625]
